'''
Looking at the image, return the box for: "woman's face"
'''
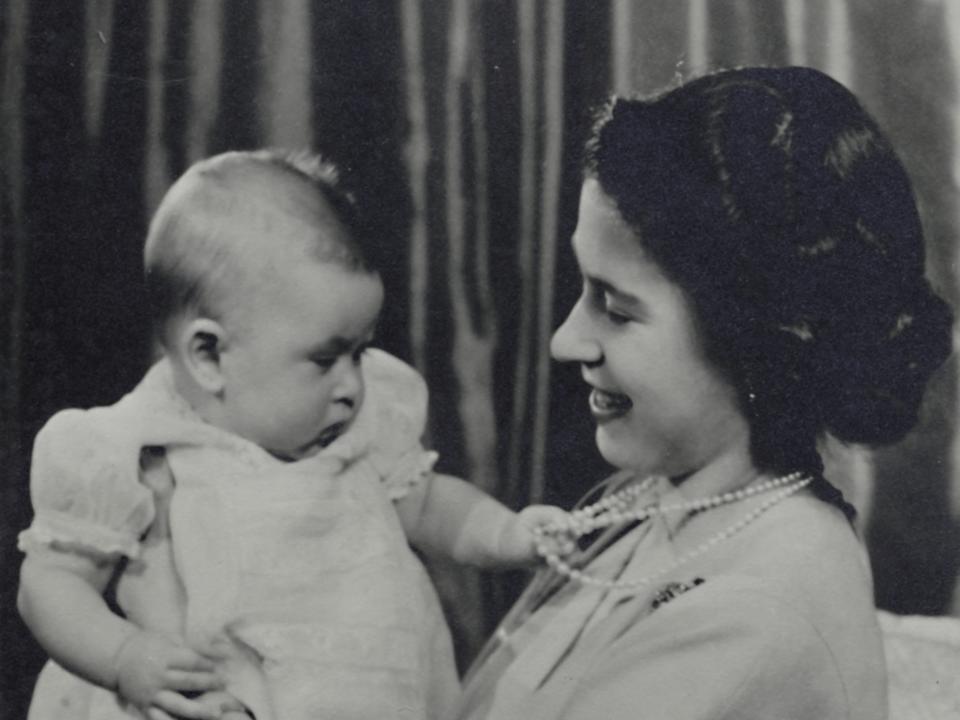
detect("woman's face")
[551,179,751,478]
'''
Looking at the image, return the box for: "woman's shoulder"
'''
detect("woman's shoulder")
[733,491,874,594]
[696,493,875,637]
[658,495,885,715]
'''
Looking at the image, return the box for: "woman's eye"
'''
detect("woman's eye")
[583,283,631,324]
[605,307,632,325]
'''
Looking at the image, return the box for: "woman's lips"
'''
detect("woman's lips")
[589,388,633,421]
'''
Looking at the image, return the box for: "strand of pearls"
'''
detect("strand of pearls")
[534,473,812,590]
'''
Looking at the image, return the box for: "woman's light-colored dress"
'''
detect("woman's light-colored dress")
[19,349,459,720]
[456,473,887,720]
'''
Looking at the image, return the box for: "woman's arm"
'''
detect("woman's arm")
[18,548,224,720]
[395,473,565,568]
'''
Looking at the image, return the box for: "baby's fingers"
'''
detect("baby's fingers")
[152,690,221,720]
[163,669,224,693]
[522,504,571,529]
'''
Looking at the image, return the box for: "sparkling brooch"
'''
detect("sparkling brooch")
[651,577,705,609]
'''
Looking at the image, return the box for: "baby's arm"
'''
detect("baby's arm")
[395,473,566,568]
[18,548,224,720]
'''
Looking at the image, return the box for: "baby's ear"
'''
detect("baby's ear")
[180,317,227,393]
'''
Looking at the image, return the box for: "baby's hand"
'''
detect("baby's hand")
[498,504,571,566]
[113,630,224,720]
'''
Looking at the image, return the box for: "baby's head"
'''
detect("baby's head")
[145,150,384,460]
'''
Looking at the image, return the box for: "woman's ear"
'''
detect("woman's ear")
[178,318,228,394]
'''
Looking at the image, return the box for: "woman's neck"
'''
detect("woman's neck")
[669,443,764,501]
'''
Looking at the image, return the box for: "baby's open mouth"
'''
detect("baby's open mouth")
[317,422,346,448]
[589,388,632,415]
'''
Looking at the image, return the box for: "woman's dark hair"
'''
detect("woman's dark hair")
[585,66,954,494]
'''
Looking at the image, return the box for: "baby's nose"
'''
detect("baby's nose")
[333,358,364,406]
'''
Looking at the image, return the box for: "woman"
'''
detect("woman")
[457,66,953,720]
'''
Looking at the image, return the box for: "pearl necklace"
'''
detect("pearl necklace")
[534,472,812,590]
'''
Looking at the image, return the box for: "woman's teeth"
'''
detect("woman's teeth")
[589,388,632,415]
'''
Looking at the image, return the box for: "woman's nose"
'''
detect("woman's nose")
[551,302,602,365]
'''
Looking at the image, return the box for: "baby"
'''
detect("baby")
[17,150,562,720]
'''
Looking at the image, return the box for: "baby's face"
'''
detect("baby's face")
[216,253,383,461]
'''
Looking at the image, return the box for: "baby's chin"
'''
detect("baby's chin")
[267,422,349,462]
[266,442,326,463]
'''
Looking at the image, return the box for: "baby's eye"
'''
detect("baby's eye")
[312,356,338,372]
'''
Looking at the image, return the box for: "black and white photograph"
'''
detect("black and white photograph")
[2,2,959,719]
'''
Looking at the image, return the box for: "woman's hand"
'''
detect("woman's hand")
[189,690,254,720]
[113,630,225,720]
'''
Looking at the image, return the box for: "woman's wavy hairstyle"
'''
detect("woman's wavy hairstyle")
[585,66,953,491]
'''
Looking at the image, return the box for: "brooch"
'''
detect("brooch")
[651,577,705,609]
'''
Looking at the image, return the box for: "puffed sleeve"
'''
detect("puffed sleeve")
[554,577,847,720]
[17,408,156,561]
[359,349,438,500]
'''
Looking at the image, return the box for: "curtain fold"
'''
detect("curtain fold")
[146,0,171,214]
[400,0,430,374]
[2,2,958,716]
[84,0,114,141]
[186,0,223,164]
[507,0,538,493]
[1,0,27,460]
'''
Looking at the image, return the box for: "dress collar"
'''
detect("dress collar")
[123,358,369,471]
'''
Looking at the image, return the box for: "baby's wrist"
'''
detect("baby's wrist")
[451,499,514,567]
[109,628,143,696]
[495,514,538,566]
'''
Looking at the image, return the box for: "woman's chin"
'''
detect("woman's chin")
[595,425,640,470]
[595,424,671,477]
